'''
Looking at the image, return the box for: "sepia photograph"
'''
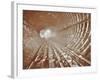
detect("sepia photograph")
[23,10,91,69]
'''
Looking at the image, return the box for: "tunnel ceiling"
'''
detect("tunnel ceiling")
[23,10,91,69]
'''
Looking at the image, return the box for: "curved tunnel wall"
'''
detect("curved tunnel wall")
[23,10,91,69]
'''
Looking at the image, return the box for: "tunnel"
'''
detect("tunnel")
[23,10,91,69]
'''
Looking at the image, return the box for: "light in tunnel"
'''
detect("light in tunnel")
[40,28,56,39]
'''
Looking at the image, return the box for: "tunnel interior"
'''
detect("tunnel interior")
[23,10,91,69]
